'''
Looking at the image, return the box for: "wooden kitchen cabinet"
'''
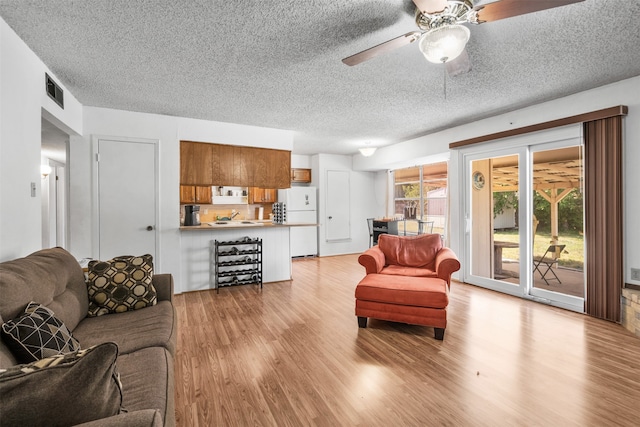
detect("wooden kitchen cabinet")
[215,144,234,185]
[233,146,254,187]
[272,150,291,188]
[291,168,311,183]
[251,148,269,188]
[180,185,211,204]
[180,141,214,185]
[249,187,276,204]
[180,141,291,188]
[252,148,290,189]
[180,185,195,204]
[195,186,212,204]
[209,144,255,187]
[264,189,276,203]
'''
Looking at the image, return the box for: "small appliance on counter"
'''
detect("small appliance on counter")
[184,205,201,226]
[271,202,286,224]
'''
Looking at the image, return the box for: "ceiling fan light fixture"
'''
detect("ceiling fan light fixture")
[359,147,377,157]
[418,24,470,63]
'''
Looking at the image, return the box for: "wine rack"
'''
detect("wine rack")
[213,237,262,293]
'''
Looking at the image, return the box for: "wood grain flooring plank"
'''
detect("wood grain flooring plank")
[173,254,640,426]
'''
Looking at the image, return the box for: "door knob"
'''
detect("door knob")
[146,226,154,231]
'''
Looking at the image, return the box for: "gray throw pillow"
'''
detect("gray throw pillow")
[0,342,123,427]
[1,301,81,363]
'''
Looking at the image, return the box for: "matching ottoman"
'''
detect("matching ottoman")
[355,273,449,340]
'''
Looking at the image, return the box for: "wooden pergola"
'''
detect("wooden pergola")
[491,147,583,244]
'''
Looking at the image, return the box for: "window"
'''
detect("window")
[392,162,448,236]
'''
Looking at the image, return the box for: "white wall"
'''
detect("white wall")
[3,13,638,286]
[311,154,384,256]
[354,76,640,286]
[0,17,82,261]
[291,154,311,169]
[69,107,294,291]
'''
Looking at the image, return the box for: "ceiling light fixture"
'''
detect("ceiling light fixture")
[359,147,377,157]
[418,24,470,64]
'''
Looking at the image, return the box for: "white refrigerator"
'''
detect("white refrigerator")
[278,187,318,257]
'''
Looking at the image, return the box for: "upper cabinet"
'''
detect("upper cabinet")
[252,147,290,189]
[215,144,234,185]
[234,146,254,186]
[180,141,214,185]
[291,168,311,183]
[180,141,290,189]
[271,150,291,188]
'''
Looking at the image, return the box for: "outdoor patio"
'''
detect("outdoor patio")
[500,260,585,298]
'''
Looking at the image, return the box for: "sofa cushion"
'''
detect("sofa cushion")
[87,254,157,317]
[1,302,80,363]
[0,342,123,427]
[355,274,448,309]
[380,265,438,278]
[74,409,163,427]
[116,346,174,425]
[73,300,176,356]
[378,233,443,270]
[0,247,89,332]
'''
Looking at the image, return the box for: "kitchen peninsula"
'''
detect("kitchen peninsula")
[179,139,317,292]
[180,221,317,292]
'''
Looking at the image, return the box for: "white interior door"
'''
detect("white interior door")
[325,170,350,241]
[94,137,158,261]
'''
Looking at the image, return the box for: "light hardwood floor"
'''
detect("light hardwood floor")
[174,254,640,426]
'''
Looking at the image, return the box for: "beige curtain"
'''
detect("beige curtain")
[583,116,623,322]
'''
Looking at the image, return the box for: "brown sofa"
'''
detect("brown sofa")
[0,247,176,426]
[356,233,460,340]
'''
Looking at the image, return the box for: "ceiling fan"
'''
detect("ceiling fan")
[342,0,584,75]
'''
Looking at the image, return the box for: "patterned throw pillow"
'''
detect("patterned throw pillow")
[86,254,157,317]
[1,302,81,363]
[0,342,123,427]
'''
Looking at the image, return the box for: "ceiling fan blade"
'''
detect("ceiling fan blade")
[475,0,585,22]
[445,49,472,77]
[342,31,422,66]
[412,0,447,14]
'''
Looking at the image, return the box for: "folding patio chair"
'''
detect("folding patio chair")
[533,244,566,285]
[418,220,434,234]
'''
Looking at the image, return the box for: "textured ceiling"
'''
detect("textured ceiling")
[2,0,639,155]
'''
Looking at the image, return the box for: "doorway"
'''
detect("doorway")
[461,128,585,312]
[41,118,69,249]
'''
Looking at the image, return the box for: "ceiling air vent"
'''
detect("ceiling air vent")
[45,73,64,109]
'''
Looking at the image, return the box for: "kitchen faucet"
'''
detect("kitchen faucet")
[230,210,240,220]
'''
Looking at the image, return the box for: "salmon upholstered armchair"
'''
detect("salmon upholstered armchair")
[358,233,460,286]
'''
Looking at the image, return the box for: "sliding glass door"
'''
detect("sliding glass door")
[467,148,526,297]
[462,135,585,312]
[530,145,585,303]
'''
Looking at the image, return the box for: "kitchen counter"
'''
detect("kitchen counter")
[180,221,319,230]
[179,222,318,293]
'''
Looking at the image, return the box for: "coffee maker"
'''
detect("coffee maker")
[184,205,201,226]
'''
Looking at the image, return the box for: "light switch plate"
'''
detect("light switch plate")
[631,268,640,281]
[31,182,36,197]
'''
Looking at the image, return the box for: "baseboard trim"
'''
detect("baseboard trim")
[624,283,640,291]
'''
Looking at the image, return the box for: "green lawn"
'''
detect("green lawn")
[494,229,584,270]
